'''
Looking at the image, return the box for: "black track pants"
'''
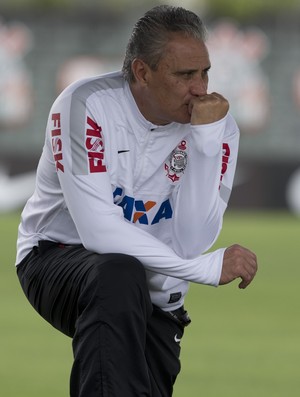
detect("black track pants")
[17,242,187,397]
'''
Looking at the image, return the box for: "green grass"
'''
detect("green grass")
[175,211,300,397]
[1,210,299,396]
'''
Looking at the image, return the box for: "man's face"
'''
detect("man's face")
[142,33,211,125]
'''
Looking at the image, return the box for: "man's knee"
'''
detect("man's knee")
[95,253,147,286]
[82,253,151,314]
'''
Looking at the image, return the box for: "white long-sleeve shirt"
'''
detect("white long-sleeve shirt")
[16,71,240,310]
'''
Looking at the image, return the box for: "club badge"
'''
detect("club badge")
[165,140,188,183]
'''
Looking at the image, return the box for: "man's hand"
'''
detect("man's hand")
[219,244,258,289]
[189,92,229,125]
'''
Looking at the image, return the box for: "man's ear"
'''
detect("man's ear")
[131,58,151,86]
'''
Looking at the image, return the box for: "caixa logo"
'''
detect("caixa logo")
[113,187,173,225]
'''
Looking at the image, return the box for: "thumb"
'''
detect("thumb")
[238,278,249,289]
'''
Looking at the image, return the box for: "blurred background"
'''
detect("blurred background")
[0,0,299,215]
[0,1,299,397]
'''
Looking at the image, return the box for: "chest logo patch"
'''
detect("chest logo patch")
[165,140,187,182]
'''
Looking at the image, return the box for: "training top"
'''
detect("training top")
[16,71,240,311]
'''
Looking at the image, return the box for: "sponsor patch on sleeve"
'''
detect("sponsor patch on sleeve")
[85,116,107,173]
[168,292,182,304]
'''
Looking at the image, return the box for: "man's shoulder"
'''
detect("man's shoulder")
[54,70,124,103]
[51,70,126,115]
[67,70,124,97]
[225,112,239,131]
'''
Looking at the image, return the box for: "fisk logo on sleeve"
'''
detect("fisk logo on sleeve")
[51,113,64,173]
[220,143,230,183]
[85,116,107,173]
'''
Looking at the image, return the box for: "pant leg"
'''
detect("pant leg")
[17,243,153,397]
[17,243,96,337]
[70,253,154,397]
[146,306,186,397]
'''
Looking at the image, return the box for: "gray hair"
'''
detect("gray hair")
[122,5,207,82]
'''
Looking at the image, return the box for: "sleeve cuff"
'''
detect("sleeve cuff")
[190,114,227,157]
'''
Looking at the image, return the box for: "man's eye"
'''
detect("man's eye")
[202,68,211,77]
[181,71,194,79]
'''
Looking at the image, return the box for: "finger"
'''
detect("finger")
[197,93,221,103]
[238,263,257,289]
[238,273,253,289]
[210,92,226,100]
[242,257,258,275]
[238,279,249,289]
[239,275,255,289]
[231,244,258,270]
[245,253,258,274]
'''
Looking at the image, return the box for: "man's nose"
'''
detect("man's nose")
[190,77,208,96]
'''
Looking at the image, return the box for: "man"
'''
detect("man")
[16,5,257,397]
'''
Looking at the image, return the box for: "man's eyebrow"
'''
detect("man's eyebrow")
[174,69,198,75]
[174,65,211,74]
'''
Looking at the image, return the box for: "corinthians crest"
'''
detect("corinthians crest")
[165,140,188,182]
